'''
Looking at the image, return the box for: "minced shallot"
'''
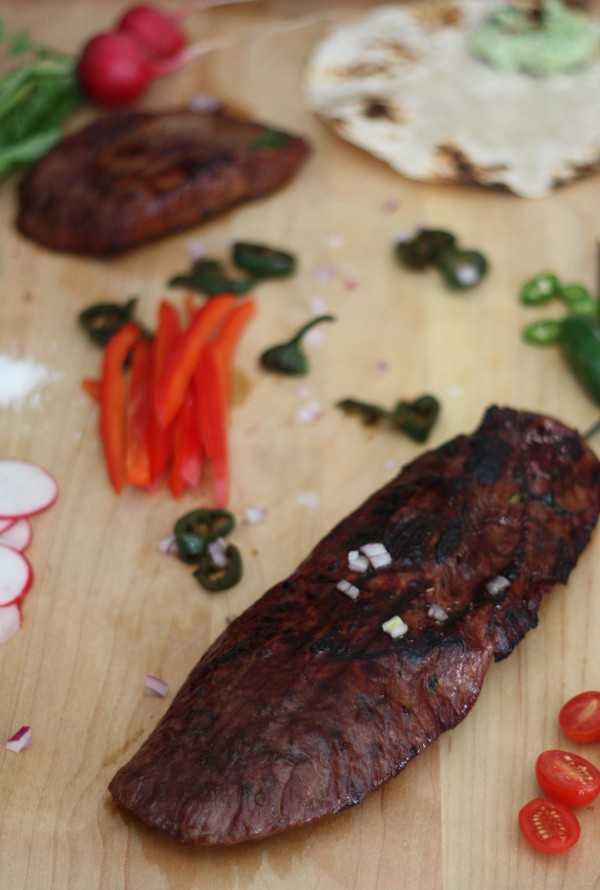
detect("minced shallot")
[6,725,32,753]
[145,675,169,698]
[336,579,360,600]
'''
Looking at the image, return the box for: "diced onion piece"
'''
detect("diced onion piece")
[157,533,178,555]
[244,504,267,525]
[144,675,169,698]
[208,537,228,568]
[485,575,511,597]
[427,604,448,622]
[6,725,32,752]
[336,579,360,600]
[382,615,408,639]
[348,550,369,573]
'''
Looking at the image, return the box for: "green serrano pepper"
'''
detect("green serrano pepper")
[560,315,600,405]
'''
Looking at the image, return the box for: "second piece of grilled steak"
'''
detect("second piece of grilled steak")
[109,406,600,845]
[17,110,310,255]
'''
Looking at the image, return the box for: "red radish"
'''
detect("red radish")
[0,518,32,553]
[0,544,33,607]
[0,459,58,519]
[0,604,21,645]
[0,518,16,535]
[77,24,230,107]
[118,1,247,61]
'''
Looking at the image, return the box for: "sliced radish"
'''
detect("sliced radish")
[0,459,58,519]
[0,518,16,534]
[0,544,33,606]
[0,603,21,644]
[0,517,32,552]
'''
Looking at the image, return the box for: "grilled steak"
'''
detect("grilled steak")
[109,407,600,845]
[17,110,310,255]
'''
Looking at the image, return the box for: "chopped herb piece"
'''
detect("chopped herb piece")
[78,298,139,346]
[232,242,296,279]
[169,258,253,297]
[337,394,440,443]
[251,129,291,149]
[260,314,335,376]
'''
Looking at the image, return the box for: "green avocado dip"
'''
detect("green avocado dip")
[470,0,598,76]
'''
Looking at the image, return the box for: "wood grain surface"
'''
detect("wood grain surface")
[2,2,600,888]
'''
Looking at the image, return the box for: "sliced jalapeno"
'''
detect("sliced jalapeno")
[194,543,243,591]
[79,298,138,346]
[232,242,296,279]
[174,508,235,563]
[434,247,489,290]
[558,284,598,317]
[522,319,563,346]
[337,393,440,443]
[519,272,560,306]
[250,129,291,149]
[169,258,253,297]
[395,229,456,270]
[560,315,600,405]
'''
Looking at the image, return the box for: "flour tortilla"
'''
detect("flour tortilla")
[303,1,600,198]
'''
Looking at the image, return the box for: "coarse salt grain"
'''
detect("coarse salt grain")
[297,399,323,423]
[303,327,326,347]
[184,238,206,260]
[485,575,511,597]
[309,295,328,316]
[314,264,338,285]
[0,354,62,408]
[336,579,360,600]
[382,615,408,639]
[297,490,320,508]
[348,550,369,573]
[428,604,448,622]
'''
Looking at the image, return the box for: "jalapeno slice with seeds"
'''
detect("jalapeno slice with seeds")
[395,229,456,270]
[194,543,243,591]
[519,272,560,306]
[174,508,235,563]
[232,242,297,279]
[522,319,563,346]
[79,298,139,346]
[435,247,488,290]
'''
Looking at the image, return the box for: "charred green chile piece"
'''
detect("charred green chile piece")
[232,242,296,279]
[169,258,253,297]
[260,314,335,376]
[395,229,456,270]
[435,247,488,290]
[174,508,235,563]
[337,394,440,443]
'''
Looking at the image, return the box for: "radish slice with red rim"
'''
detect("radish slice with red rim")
[0,518,16,534]
[0,603,21,644]
[0,459,58,518]
[0,518,32,552]
[0,544,33,606]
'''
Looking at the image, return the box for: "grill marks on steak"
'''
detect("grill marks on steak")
[108,407,600,844]
[16,110,310,255]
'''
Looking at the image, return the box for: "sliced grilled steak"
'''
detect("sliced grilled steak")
[16,110,310,255]
[109,407,600,845]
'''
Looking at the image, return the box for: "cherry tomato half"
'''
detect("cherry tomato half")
[518,797,580,854]
[559,691,600,743]
[536,749,600,808]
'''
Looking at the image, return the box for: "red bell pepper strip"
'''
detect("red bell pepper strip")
[196,343,229,508]
[212,297,257,405]
[99,323,142,493]
[169,387,202,498]
[155,294,237,430]
[81,377,101,402]
[125,337,153,487]
[148,300,180,487]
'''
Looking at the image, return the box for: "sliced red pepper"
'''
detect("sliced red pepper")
[148,300,180,487]
[196,343,229,508]
[81,377,101,402]
[99,323,141,493]
[169,387,202,498]
[125,337,153,487]
[155,294,237,430]
[212,297,257,405]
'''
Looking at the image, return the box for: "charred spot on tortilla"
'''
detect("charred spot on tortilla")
[434,143,510,188]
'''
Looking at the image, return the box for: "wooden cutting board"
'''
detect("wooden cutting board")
[2,2,600,888]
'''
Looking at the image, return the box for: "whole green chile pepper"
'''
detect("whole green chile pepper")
[560,315,600,405]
